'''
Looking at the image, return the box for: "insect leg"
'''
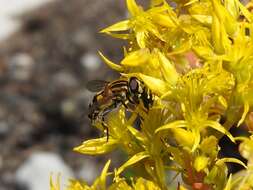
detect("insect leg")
[121,100,129,109]
[102,116,109,141]
[101,101,119,141]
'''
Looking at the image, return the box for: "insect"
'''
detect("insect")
[87,77,153,139]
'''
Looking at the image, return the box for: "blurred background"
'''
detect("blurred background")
[0,0,250,190]
[0,0,130,189]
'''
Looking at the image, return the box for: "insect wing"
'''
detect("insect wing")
[86,80,109,92]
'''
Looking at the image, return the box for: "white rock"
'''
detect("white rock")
[15,152,74,190]
[61,99,77,117]
[52,72,78,88]
[9,53,34,81]
[80,52,101,71]
[0,0,54,41]
[0,121,9,136]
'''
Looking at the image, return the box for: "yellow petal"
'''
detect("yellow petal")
[239,1,253,22]
[193,46,219,60]
[157,51,178,85]
[224,174,232,190]
[136,31,147,48]
[116,151,150,175]
[99,160,111,190]
[151,13,176,28]
[138,74,169,95]
[178,185,189,190]
[73,137,119,155]
[224,0,239,18]
[155,120,187,134]
[192,129,201,152]
[237,101,249,127]
[216,158,247,169]
[126,0,141,16]
[191,15,212,25]
[104,33,130,40]
[50,174,60,190]
[134,178,161,190]
[98,51,124,72]
[127,125,147,144]
[67,179,87,190]
[211,0,238,36]
[100,20,130,33]
[239,138,253,160]
[204,120,235,143]
[184,0,199,6]
[212,13,225,54]
[121,48,150,66]
[170,128,195,148]
[218,95,228,109]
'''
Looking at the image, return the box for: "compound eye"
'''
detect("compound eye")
[129,77,139,92]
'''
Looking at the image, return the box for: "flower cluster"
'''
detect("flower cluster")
[51,0,253,189]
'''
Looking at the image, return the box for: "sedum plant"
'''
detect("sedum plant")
[51,0,253,189]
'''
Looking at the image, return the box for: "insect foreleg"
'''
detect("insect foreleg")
[101,101,119,141]
[101,116,109,142]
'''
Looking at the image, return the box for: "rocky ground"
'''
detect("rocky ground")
[0,0,129,189]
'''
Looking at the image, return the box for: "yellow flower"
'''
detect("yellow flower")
[133,178,161,190]
[64,160,111,190]
[156,66,235,151]
[101,0,169,49]
[52,0,253,189]
[193,155,209,172]
[50,175,60,190]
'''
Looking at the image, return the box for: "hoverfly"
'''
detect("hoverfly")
[87,77,153,139]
